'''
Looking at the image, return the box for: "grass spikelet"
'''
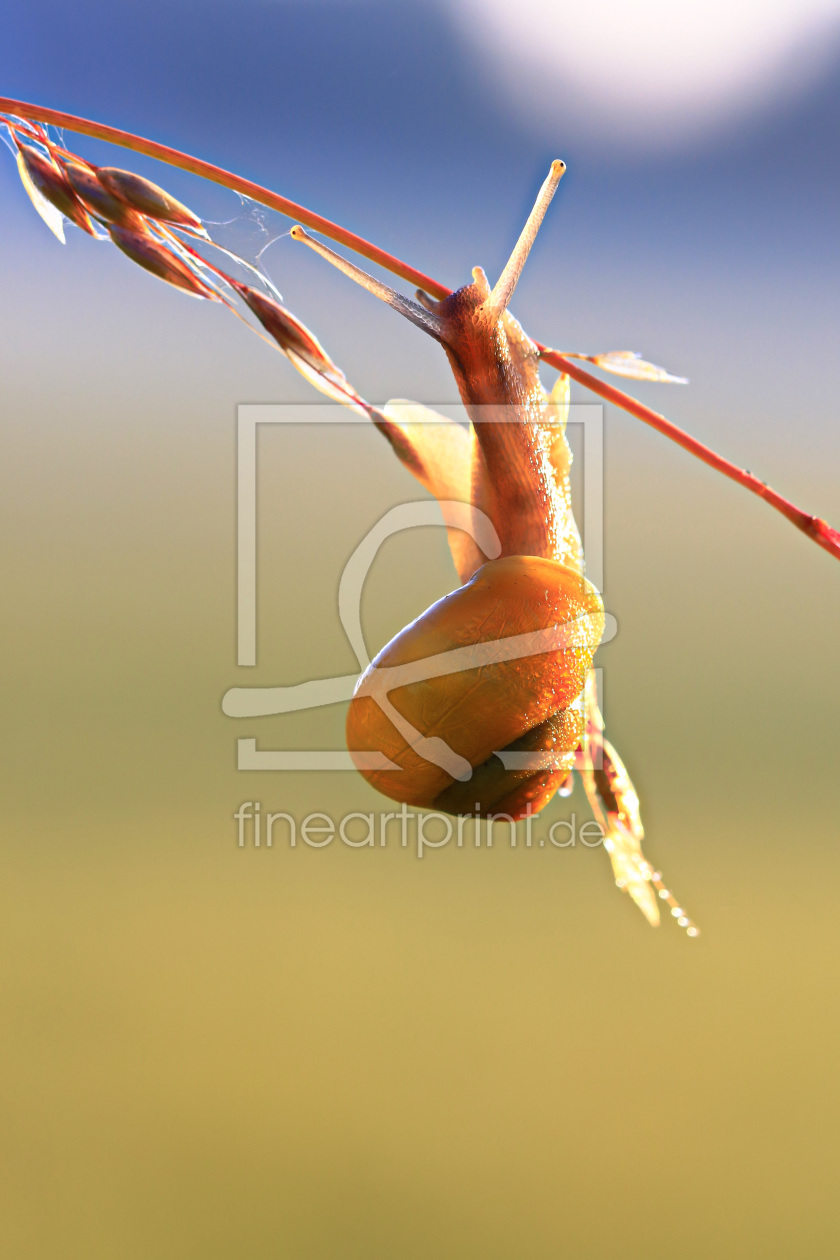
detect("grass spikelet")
[15,142,98,237]
[228,279,338,375]
[96,167,206,234]
[15,148,65,242]
[107,224,220,299]
[225,278,369,410]
[584,350,688,384]
[60,155,144,228]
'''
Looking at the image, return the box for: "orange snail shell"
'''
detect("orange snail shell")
[346,555,605,819]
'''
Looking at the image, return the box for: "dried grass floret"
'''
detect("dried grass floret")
[107,223,220,299]
[15,141,98,236]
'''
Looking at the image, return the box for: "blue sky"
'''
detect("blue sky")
[4,0,839,444]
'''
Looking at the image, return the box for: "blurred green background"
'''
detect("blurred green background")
[2,2,840,1255]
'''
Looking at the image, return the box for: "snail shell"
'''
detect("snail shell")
[346,554,604,819]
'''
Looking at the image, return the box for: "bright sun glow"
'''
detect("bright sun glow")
[448,0,840,149]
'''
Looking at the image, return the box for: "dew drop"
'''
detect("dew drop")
[556,774,574,798]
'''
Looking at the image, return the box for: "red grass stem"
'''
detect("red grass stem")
[2,96,837,562]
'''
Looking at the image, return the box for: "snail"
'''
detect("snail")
[289,172,598,813]
[288,166,694,927]
[292,166,601,812]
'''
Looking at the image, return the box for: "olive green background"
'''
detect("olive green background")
[2,5,840,1253]
[3,244,839,1259]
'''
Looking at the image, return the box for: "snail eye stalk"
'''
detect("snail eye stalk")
[289,225,445,341]
[482,158,566,323]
